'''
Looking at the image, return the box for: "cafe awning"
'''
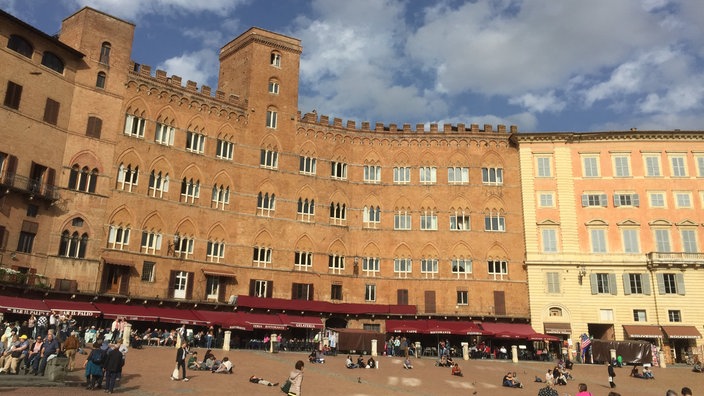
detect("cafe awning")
[544,322,572,335]
[278,314,324,330]
[623,325,663,339]
[480,322,544,339]
[661,325,702,339]
[240,312,287,331]
[93,303,159,322]
[0,296,49,315]
[44,299,100,317]
[386,319,428,334]
[193,310,250,331]
[145,307,207,326]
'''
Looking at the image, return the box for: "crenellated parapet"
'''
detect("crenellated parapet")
[297,110,518,136]
[127,61,248,115]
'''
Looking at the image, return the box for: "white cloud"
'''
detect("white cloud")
[156,48,219,88]
[509,91,565,113]
[63,0,249,21]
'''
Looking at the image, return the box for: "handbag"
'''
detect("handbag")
[172,365,180,380]
[280,379,292,394]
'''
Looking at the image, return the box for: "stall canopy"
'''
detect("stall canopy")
[93,303,159,322]
[236,295,417,316]
[145,307,207,326]
[0,296,49,315]
[623,325,663,339]
[543,322,572,335]
[386,319,484,335]
[278,314,324,330]
[44,299,100,317]
[661,325,702,339]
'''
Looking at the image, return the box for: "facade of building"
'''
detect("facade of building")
[515,131,704,363]
[0,7,529,330]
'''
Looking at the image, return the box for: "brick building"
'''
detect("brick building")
[0,7,528,331]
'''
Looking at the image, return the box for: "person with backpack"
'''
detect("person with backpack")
[84,341,106,390]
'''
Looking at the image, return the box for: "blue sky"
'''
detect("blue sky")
[3,0,704,132]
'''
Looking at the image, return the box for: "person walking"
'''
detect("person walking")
[607,361,616,388]
[104,343,123,394]
[172,343,189,382]
[287,360,304,396]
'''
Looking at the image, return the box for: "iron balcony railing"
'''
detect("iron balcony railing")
[0,172,59,201]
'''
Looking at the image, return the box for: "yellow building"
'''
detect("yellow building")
[515,131,704,364]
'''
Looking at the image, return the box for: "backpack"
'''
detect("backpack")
[91,349,106,365]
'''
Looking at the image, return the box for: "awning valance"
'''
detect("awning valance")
[623,325,663,339]
[193,310,250,331]
[0,296,49,315]
[480,322,551,340]
[44,299,100,317]
[661,325,702,339]
[386,319,429,334]
[544,322,572,335]
[240,312,287,330]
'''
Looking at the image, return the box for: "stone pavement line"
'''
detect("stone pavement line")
[0,346,700,395]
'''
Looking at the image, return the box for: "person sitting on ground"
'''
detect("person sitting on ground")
[642,365,654,379]
[436,354,449,367]
[630,366,643,378]
[545,368,554,385]
[403,356,413,369]
[565,358,574,370]
[451,362,463,377]
[187,351,202,370]
[357,354,365,369]
[345,355,358,369]
[502,371,523,388]
[692,359,702,373]
[249,375,278,386]
[366,356,375,369]
[211,357,233,374]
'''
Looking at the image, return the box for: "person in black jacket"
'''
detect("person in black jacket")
[172,343,189,382]
[104,345,123,394]
[607,361,616,388]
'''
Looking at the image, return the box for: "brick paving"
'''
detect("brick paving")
[0,346,701,395]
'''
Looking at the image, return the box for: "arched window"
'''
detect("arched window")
[99,42,111,65]
[96,72,106,88]
[41,52,64,74]
[270,52,281,67]
[7,35,33,58]
[68,164,98,193]
[58,228,88,258]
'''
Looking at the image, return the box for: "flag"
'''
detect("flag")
[580,334,591,351]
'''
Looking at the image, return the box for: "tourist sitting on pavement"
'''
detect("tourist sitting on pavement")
[356,354,365,369]
[249,375,278,386]
[436,354,450,367]
[403,357,413,369]
[538,382,559,396]
[187,351,203,370]
[366,356,376,369]
[642,366,654,379]
[692,359,702,373]
[451,362,463,377]
[308,349,324,364]
[211,357,233,374]
[502,372,523,388]
[345,355,358,369]
[630,366,644,378]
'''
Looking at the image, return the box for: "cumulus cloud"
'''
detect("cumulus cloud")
[62,0,249,21]
[509,91,566,113]
[156,48,219,88]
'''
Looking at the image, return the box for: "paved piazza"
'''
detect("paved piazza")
[1,346,701,395]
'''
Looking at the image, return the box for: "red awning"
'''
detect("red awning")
[480,322,542,339]
[544,322,572,335]
[193,310,250,331]
[146,307,207,326]
[527,333,561,342]
[389,305,417,315]
[279,314,324,330]
[386,319,428,334]
[661,325,702,339]
[0,296,49,315]
[44,299,100,317]
[239,312,287,330]
[94,303,159,322]
[236,295,418,316]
